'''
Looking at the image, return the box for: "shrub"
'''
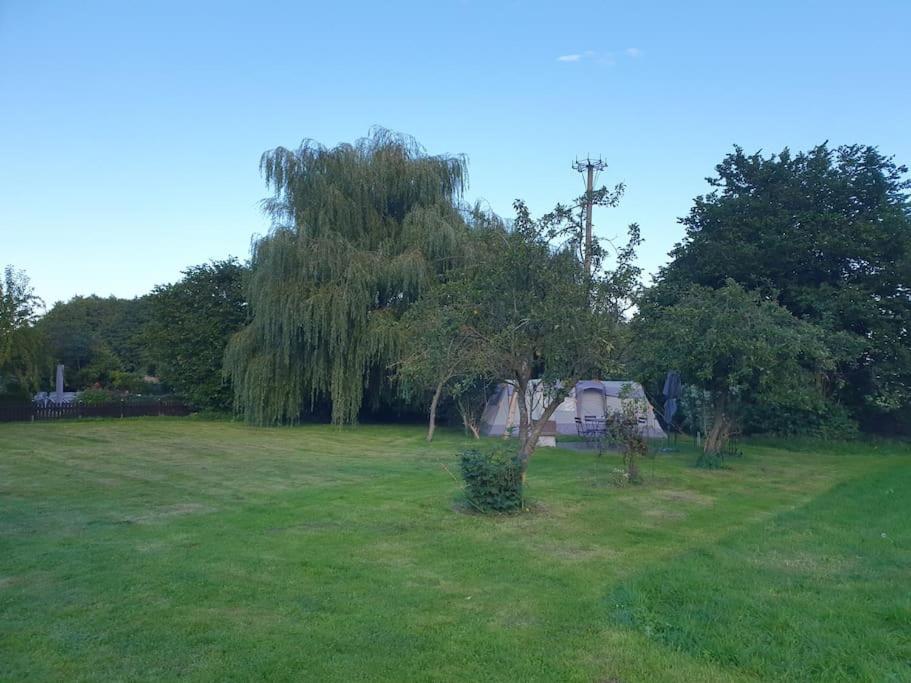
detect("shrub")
[458,445,523,513]
[740,400,859,440]
[78,388,119,404]
[109,370,145,394]
[606,391,650,484]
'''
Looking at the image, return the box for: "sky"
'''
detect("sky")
[2,0,909,306]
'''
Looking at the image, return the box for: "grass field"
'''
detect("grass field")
[1,419,909,682]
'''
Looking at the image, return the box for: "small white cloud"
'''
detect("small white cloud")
[557,54,582,62]
[625,47,642,58]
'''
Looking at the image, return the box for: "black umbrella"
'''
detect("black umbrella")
[662,371,681,426]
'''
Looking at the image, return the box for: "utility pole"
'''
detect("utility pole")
[573,157,607,276]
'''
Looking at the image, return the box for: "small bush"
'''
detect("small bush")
[458,445,523,513]
[78,388,120,404]
[109,371,146,394]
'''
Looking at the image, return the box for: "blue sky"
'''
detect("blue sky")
[2,0,909,306]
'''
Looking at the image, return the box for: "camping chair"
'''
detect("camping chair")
[582,416,609,454]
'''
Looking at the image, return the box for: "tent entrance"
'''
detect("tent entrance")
[577,387,606,420]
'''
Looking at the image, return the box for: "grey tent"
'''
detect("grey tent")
[479,379,666,440]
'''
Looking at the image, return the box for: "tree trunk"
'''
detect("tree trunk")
[704,394,731,455]
[460,405,480,439]
[516,384,567,481]
[626,453,641,482]
[514,377,531,480]
[426,378,446,442]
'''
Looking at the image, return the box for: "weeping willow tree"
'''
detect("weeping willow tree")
[225,129,470,424]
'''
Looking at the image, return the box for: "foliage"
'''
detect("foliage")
[605,388,650,483]
[740,399,858,440]
[632,280,834,455]
[449,375,495,439]
[650,143,911,432]
[36,294,152,388]
[109,370,147,394]
[0,266,47,398]
[458,444,524,512]
[540,189,643,318]
[425,199,640,474]
[225,128,471,425]
[678,385,713,438]
[147,259,247,411]
[396,215,496,440]
[78,387,120,404]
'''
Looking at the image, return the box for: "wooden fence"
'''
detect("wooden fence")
[0,400,191,423]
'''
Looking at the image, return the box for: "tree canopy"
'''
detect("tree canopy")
[225,129,472,424]
[147,259,248,410]
[403,198,640,472]
[648,143,911,432]
[0,266,47,399]
[632,280,836,453]
[37,295,151,389]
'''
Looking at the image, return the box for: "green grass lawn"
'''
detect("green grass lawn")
[1,419,908,682]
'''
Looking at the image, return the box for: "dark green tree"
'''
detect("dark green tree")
[632,281,836,456]
[147,259,247,410]
[650,143,911,432]
[397,282,488,441]
[225,129,471,425]
[37,295,151,388]
[414,200,640,478]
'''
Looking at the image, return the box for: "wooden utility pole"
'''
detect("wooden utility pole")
[573,157,607,276]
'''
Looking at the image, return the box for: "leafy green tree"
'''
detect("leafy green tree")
[397,284,488,441]
[651,143,911,432]
[419,200,639,478]
[37,295,151,388]
[225,129,471,425]
[632,281,835,456]
[0,266,48,399]
[147,259,247,410]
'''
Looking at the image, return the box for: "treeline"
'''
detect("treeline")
[0,260,247,411]
[2,130,908,443]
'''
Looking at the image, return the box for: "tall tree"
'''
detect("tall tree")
[225,129,471,424]
[0,266,47,399]
[397,283,487,442]
[37,295,151,388]
[147,259,248,410]
[415,200,640,478]
[650,143,911,431]
[632,281,835,455]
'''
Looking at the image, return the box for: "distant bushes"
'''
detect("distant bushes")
[458,445,523,513]
[740,402,859,440]
[78,388,121,404]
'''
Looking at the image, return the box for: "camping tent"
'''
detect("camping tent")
[479,379,666,439]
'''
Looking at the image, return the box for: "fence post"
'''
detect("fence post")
[120,399,124,419]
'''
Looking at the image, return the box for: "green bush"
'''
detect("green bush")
[740,400,859,439]
[109,370,146,393]
[458,445,523,513]
[78,388,119,404]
